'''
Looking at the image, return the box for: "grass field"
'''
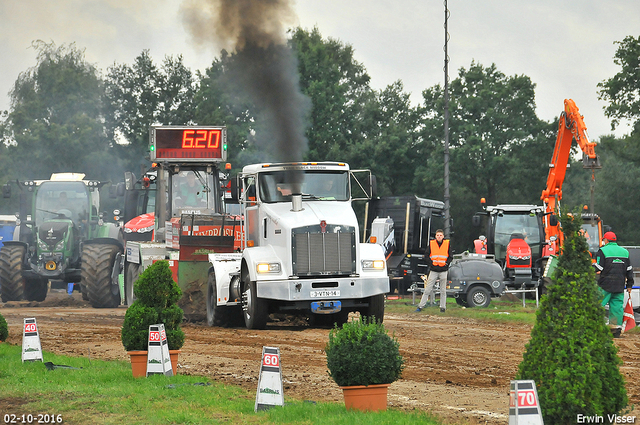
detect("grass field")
[0,343,442,425]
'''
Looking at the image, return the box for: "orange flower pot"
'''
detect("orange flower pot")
[127,350,181,377]
[169,350,181,374]
[127,350,148,378]
[340,383,390,411]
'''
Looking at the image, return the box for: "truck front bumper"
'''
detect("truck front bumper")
[256,276,389,301]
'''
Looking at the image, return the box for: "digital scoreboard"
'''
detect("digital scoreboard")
[150,126,227,162]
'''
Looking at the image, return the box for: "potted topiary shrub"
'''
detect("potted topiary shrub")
[0,312,8,343]
[121,260,185,377]
[325,316,404,411]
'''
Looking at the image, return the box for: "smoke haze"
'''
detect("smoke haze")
[181,0,310,171]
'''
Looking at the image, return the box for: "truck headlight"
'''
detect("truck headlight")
[137,225,154,233]
[362,260,385,270]
[257,262,281,274]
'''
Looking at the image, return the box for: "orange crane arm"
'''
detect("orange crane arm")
[541,99,599,214]
[540,99,600,244]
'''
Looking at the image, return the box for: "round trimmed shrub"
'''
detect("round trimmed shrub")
[121,260,185,351]
[325,317,404,387]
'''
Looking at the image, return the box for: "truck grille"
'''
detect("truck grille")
[292,225,356,277]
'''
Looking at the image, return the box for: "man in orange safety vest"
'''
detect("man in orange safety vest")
[415,229,452,313]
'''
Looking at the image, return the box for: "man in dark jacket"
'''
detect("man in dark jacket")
[415,229,453,313]
[594,231,634,337]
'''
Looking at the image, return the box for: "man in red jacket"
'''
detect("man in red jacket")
[415,229,453,313]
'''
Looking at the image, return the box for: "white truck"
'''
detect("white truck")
[206,162,389,329]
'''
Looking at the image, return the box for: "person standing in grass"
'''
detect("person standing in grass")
[594,231,634,338]
[415,229,452,313]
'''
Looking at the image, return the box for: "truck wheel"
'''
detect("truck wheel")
[466,286,491,308]
[125,263,140,305]
[364,294,385,323]
[242,274,268,329]
[24,278,48,302]
[0,245,25,302]
[82,244,121,308]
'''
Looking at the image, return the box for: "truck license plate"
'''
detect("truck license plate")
[310,290,340,298]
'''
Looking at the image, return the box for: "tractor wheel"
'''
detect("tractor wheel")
[466,286,491,308]
[82,244,121,308]
[242,274,268,330]
[125,262,140,305]
[80,282,89,301]
[538,277,552,298]
[0,245,26,302]
[364,294,385,323]
[24,278,48,302]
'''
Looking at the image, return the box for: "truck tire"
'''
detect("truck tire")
[466,286,491,308]
[24,278,48,302]
[80,283,89,301]
[82,244,121,308]
[364,294,385,323]
[125,262,140,305]
[242,274,268,330]
[206,272,244,327]
[0,245,26,302]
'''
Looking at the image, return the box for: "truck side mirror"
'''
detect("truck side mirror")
[472,215,481,227]
[2,184,11,199]
[369,175,377,198]
[549,214,558,227]
[229,175,240,204]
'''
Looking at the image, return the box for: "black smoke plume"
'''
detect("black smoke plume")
[181,0,310,184]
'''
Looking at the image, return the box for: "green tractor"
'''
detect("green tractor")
[0,173,124,307]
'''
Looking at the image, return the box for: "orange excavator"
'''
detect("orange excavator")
[541,99,602,259]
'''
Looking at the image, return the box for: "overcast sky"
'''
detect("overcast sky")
[1,0,638,139]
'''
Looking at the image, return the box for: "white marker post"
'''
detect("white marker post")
[146,324,173,377]
[22,318,43,362]
[255,346,284,412]
[509,380,544,425]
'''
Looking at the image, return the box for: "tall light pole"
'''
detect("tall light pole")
[443,0,451,238]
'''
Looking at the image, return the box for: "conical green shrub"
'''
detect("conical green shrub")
[517,212,627,423]
[0,312,8,342]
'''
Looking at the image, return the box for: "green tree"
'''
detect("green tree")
[104,51,197,170]
[194,51,257,169]
[517,212,627,423]
[289,27,372,163]
[598,36,640,133]
[356,81,420,196]
[2,41,115,180]
[417,62,554,250]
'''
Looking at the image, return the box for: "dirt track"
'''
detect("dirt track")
[2,289,640,424]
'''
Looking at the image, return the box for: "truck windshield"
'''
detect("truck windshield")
[258,171,349,203]
[493,213,542,261]
[35,181,89,226]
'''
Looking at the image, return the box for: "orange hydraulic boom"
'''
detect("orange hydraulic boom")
[540,99,601,253]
